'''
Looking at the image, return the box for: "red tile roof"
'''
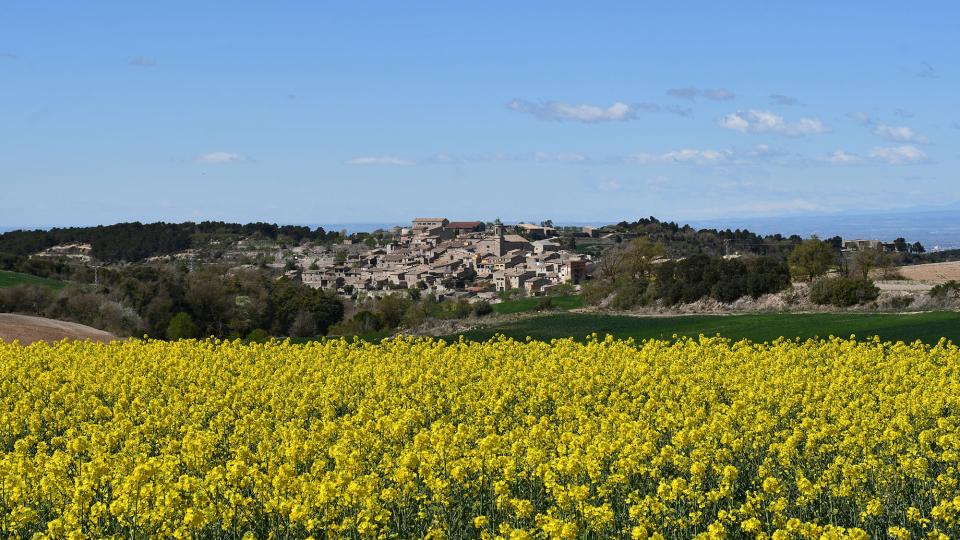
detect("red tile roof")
[446,221,484,229]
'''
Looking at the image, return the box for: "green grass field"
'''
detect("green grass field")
[491,295,583,314]
[0,270,66,290]
[453,311,960,344]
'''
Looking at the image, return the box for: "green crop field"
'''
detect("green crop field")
[491,294,583,314]
[0,270,66,290]
[452,311,960,344]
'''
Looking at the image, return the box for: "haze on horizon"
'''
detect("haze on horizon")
[1,2,958,228]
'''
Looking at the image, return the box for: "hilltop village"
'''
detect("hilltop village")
[297,218,594,301]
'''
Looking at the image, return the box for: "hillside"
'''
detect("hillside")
[0,313,116,344]
[0,270,66,289]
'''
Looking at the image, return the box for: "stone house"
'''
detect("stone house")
[412,217,449,230]
[445,221,486,234]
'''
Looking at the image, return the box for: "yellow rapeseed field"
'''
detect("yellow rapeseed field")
[2,335,960,539]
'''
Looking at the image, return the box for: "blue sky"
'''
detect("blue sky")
[1,1,957,227]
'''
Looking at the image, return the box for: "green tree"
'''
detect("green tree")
[893,237,908,253]
[376,293,413,328]
[166,312,199,340]
[852,247,883,280]
[788,239,836,282]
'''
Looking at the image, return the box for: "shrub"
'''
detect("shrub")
[535,297,554,311]
[930,281,960,299]
[609,279,648,309]
[810,277,880,307]
[884,295,914,310]
[329,310,383,336]
[448,299,473,319]
[166,312,200,340]
[472,300,494,317]
[245,328,270,343]
[581,280,614,306]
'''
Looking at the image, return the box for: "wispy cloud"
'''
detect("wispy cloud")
[667,87,736,101]
[893,108,914,118]
[627,148,731,166]
[0,53,17,60]
[872,124,930,144]
[719,110,828,137]
[769,94,800,106]
[129,57,156,68]
[952,122,960,130]
[196,152,247,164]
[728,199,831,215]
[507,99,636,122]
[702,88,736,101]
[667,105,693,117]
[823,150,864,165]
[533,152,587,162]
[849,111,873,126]
[917,61,937,79]
[868,145,927,165]
[666,87,698,100]
[346,156,415,166]
[595,179,623,192]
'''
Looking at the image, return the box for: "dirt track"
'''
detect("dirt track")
[0,313,117,345]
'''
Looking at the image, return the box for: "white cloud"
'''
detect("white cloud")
[345,156,415,166]
[868,145,927,165]
[508,99,636,122]
[196,151,246,164]
[628,148,730,165]
[824,150,863,165]
[719,110,828,137]
[429,153,457,163]
[872,124,930,144]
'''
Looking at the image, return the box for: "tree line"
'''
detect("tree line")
[0,264,343,339]
[604,216,823,259]
[0,221,340,266]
